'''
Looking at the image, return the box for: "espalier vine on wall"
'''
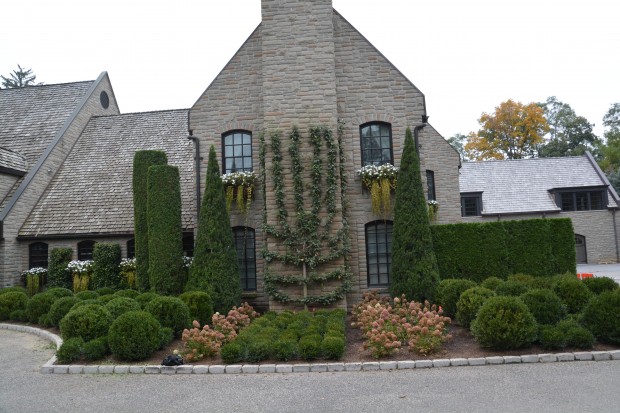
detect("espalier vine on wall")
[259,125,351,307]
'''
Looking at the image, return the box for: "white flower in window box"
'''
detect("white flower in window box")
[427,200,439,221]
[221,171,256,214]
[356,164,399,217]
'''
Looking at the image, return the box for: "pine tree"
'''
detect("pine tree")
[390,127,440,302]
[132,150,167,291]
[185,145,241,312]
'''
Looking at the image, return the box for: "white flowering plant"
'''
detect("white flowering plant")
[183,256,193,269]
[427,200,439,221]
[119,258,137,289]
[356,164,399,217]
[221,171,256,214]
[67,260,93,292]
[67,260,93,275]
[22,267,47,277]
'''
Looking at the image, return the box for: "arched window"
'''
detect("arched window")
[360,122,393,166]
[365,220,393,287]
[232,226,256,291]
[77,240,96,261]
[29,242,49,269]
[222,130,252,174]
[126,239,135,259]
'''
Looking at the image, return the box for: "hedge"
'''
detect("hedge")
[431,218,575,282]
[47,248,73,289]
[147,164,185,295]
[92,243,122,290]
[132,150,168,292]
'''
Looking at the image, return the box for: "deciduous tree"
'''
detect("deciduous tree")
[465,99,549,160]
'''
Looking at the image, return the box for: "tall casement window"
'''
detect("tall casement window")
[29,242,49,269]
[365,220,393,287]
[360,122,393,166]
[426,170,436,201]
[222,130,252,174]
[126,239,135,259]
[461,193,483,217]
[233,227,256,291]
[556,189,607,211]
[182,232,195,257]
[77,240,96,261]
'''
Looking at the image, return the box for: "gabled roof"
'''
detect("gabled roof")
[0,81,94,166]
[0,147,27,175]
[459,154,619,215]
[19,109,194,237]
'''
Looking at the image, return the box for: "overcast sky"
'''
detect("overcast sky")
[2,0,618,139]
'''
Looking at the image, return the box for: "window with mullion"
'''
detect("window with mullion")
[558,190,606,211]
[233,227,256,291]
[426,170,436,201]
[461,194,482,217]
[77,240,96,261]
[29,242,49,269]
[360,122,393,166]
[365,221,393,286]
[223,131,252,174]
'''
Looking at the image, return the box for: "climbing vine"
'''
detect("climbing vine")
[260,125,352,306]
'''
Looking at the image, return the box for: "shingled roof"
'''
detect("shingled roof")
[0,81,94,167]
[0,147,27,174]
[459,154,620,215]
[19,109,194,236]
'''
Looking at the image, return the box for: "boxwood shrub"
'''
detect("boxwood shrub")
[553,278,593,314]
[471,296,537,350]
[519,288,565,325]
[83,336,110,361]
[298,334,322,360]
[75,291,99,301]
[105,297,141,320]
[57,337,84,364]
[25,292,56,324]
[582,277,619,295]
[145,296,190,337]
[0,291,29,321]
[45,287,74,299]
[48,296,79,327]
[108,311,162,361]
[114,289,140,299]
[480,277,504,291]
[581,291,620,344]
[455,287,495,328]
[435,279,477,318]
[135,292,160,309]
[60,304,112,342]
[179,291,214,326]
[321,336,345,360]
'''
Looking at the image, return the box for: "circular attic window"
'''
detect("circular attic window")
[100,91,110,109]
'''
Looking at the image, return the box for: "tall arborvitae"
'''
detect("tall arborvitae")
[47,247,73,289]
[132,150,167,292]
[185,145,241,313]
[147,165,185,295]
[390,127,440,302]
[91,243,122,290]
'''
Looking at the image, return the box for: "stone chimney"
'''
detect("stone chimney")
[261,0,338,131]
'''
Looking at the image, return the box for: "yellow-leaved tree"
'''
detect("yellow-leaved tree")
[465,99,549,160]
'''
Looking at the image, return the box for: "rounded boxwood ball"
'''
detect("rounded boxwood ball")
[581,291,620,344]
[60,304,112,342]
[105,297,140,320]
[145,296,190,337]
[108,311,161,361]
[471,296,537,350]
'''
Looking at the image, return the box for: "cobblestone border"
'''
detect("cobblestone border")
[2,323,619,375]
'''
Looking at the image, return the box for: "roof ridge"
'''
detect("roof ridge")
[0,80,94,91]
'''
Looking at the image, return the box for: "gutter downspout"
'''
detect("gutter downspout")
[613,209,620,262]
[187,130,201,220]
[413,115,429,153]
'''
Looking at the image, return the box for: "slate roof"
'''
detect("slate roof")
[19,109,195,236]
[459,155,619,215]
[0,81,94,166]
[0,147,27,173]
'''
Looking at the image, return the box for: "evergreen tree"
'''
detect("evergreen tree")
[1,64,39,88]
[47,248,73,289]
[390,127,440,302]
[91,243,122,290]
[147,165,185,295]
[132,150,167,291]
[185,146,241,312]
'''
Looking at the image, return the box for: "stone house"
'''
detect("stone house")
[0,0,460,309]
[459,153,620,265]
